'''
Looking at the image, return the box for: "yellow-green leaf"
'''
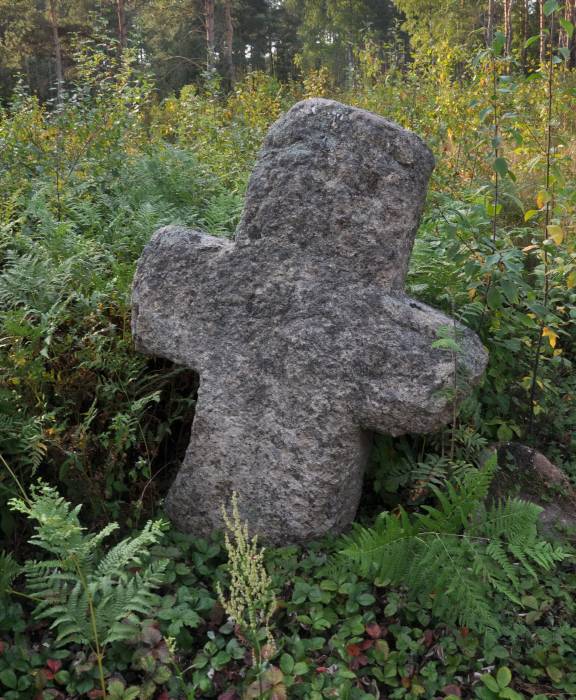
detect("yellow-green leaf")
[547,224,564,245]
[547,665,564,683]
[496,666,512,688]
[536,190,551,209]
[543,327,558,349]
[524,209,539,222]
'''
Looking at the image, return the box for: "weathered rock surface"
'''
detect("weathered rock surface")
[489,442,576,536]
[132,98,488,544]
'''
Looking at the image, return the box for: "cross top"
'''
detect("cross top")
[132,98,487,544]
[236,98,435,289]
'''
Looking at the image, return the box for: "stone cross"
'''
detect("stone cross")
[132,98,487,544]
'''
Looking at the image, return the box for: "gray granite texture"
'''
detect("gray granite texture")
[132,98,488,544]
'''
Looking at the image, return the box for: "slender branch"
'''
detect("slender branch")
[491,55,499,245]
[528,12,555,437]
[72,556,107,700]
[0,452,29,504]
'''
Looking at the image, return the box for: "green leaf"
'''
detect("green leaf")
[481,674,500,693]
[280,653,295,675]
[499,689,522,700]
[0,669,18,689]
[492,31,505,55]
[153,665,171,684]
[543,0,560,16]
[211,651,231,669]
[487,286,502,310]
[191,653,209,669]
[338,669,357,679]
[497,666,512,688]
[320,579,338,591]
[55,670,71,684]
[524,35,540,49]
[308,586,323,603]
[312,617,331,630]
[497,423,513,441]
[524,209,539,222]
[493,157,509,177]
[521,595,539,610]
[559,18,575,38]
[292,661,309,676]
[384,600,398,616]
[357,593,376,606]
[547,665,564,683]
[373,639,390,664]
[432,337,460,352]
[485,202,502,217]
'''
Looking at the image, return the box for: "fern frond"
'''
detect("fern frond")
[0,551,21,596]
[340,511,416,581]
[9,482,168,649]
[340,455,568,633]
[475,498,541,543]
[96,520,166,578]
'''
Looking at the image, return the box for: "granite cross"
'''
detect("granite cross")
[132,98,487,544]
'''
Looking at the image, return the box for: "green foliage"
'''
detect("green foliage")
[0,42,240,535]
[9,483,167,649]
[2,518,576,699]
[107,679,141,700]
[340,458,567,632]
[287,0,399,84]
[0,551,21,598]
[478,666,523,700]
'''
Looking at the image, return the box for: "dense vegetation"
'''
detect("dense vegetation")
[1,0,576,698]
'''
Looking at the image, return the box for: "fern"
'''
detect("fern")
[371,429,487,502]
[0,551,21,597]
[9,483,167,649]
[340,457,568,632]
[0,406,47,473]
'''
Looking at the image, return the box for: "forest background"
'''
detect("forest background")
[0,1,576,699]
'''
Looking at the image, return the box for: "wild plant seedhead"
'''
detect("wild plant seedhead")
[217,492,276,661]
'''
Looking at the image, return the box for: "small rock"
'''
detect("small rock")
[489,442,576,536]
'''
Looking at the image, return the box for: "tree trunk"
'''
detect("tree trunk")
[48,0,63,105]
[223,0,234,87]
[562,0,576,68]
[204,0,216,77]
[560,0,569,46]
[117,0,127,54]
[504,0,514,56]
[487,0,496,47]
[539,0,546,63]
[521,0,529,70]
